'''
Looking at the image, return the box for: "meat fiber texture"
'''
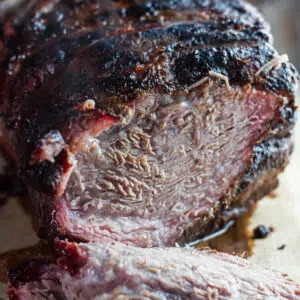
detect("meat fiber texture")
[0,0,299,247]
[8,241,300,300]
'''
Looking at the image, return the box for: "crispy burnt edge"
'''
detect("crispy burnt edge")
[0,0,271,59]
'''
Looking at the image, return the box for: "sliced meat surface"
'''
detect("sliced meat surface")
[9,241,300,300]
[0,0,298,246]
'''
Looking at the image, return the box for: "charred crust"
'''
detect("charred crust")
[35,193,60,242]
[23,149,71,195]
[252,225,271,239]
[8,260,49,289]
[239,137,292,191]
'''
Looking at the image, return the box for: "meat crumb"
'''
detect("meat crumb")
[278,244,286,250]
[268,192,277,199]
[252,225,271,239]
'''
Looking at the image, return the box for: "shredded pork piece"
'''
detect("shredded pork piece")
[256,54,289,76]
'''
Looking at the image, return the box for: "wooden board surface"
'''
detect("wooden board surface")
[0,99,299,299]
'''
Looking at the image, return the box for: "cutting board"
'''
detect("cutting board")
[0,99,299,299]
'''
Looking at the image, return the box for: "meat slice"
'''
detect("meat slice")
[8,241,300,300]
[0,0,298,247]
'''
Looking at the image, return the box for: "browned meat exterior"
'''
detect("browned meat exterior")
[8,241,300,300]
[0,0,298,246]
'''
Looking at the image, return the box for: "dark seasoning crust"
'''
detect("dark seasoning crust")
[0,0,298,244]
